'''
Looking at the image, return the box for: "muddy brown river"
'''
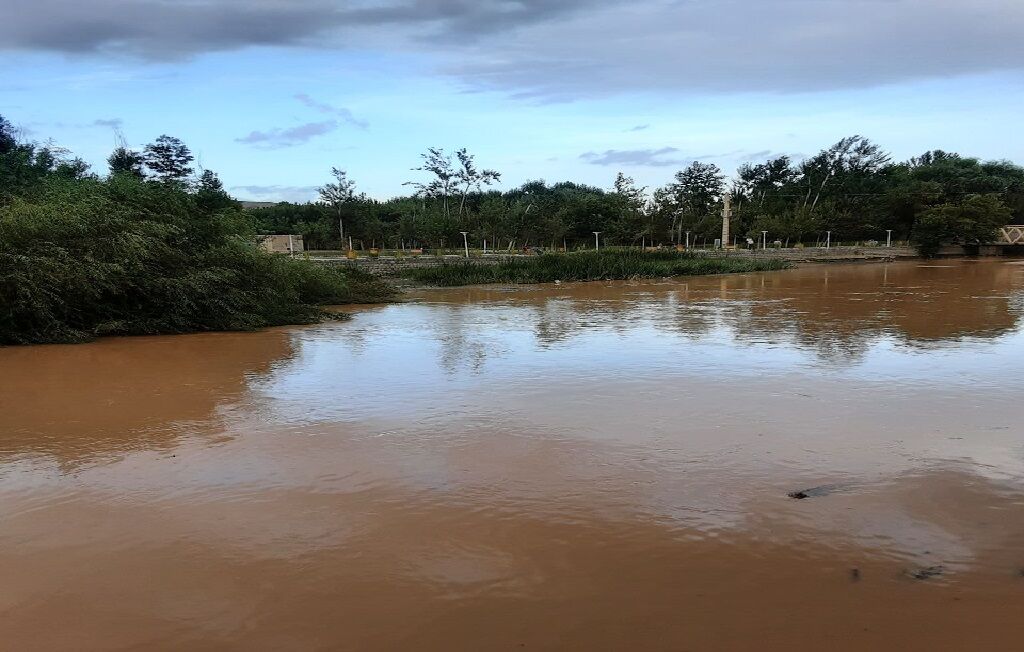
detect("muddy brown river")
[3,259,1024,650]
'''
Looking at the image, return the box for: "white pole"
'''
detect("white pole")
[685,231,690,249]
[886,230,892,247]
[762,231,768,250]
[460,231,469,258]
[826,231,831,249]
[593,232,602,250]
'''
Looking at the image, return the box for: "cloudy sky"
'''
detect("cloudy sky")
[2,0,1022,200]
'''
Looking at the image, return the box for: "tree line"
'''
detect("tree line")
[3,116,1022,258]
[255,136,1023,256]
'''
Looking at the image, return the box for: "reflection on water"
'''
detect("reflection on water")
[0,330,293,462]
[3,260,1024,651]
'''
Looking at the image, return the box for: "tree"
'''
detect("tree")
[801,135,890,211]
[611,173,649,244]
[454,148,501,217]
[53,157,92,180]
[195,169,236,213]
[736,155,796,208]
[1,123,92,197]
[0,115,16,155]
[319,167,358,248]
[406,148,458,218]
[658,162,725,243]
[143,135,194,185]
[913,194,1011,256]
[108,146,145,179]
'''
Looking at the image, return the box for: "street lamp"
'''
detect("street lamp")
[593,232,602,250]
[460,231,469,258]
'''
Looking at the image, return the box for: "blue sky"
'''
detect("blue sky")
[2,0,1022,201]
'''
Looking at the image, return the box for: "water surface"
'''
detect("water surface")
[3,260,1024,650]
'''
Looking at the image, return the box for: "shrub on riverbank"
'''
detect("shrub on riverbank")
[401,250,789,286]
[0,177,394,345]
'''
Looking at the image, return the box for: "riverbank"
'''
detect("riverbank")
[310,245,917,279]
[397,250,789,286]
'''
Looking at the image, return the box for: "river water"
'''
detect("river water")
[3,259,1024,650]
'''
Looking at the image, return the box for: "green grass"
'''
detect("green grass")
[325,266,396,304]
[401,250,790,287]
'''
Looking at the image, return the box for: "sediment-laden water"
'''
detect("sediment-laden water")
[3,259,1024,650]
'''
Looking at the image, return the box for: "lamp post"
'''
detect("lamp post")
[460,231,469,258]
[593,232,602,251]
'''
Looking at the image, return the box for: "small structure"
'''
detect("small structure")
[721,193,732,249]
[1000,226,1024,245]
[259,234,304,255]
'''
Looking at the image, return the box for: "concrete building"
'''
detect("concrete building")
[259,234,304,255]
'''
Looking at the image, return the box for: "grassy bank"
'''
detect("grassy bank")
[401,250,790,286]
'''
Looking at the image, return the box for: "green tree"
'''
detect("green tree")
[195,169,237,214]
[108,146,145,179]
[407,148,458,219]
[454,148,501,218]
[143,135,194,185]
[610,173,649,245]
[800,135,890,212]
[913,194,1012,256]
[318,167,359,248]
[657,162,725,243]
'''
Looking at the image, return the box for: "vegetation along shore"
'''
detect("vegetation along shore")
[0,117,393,346]
[400,250,789,286]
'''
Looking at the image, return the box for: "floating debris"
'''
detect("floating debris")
[909,565,946,580]
[788,484,844,499]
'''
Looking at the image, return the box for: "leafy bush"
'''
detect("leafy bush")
[0,177,393,345]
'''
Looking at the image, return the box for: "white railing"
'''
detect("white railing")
[1000,226,1024,244]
